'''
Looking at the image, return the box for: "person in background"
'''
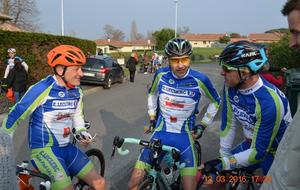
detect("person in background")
[4,48,28,79]
[127,53,138,82]
[260,0,300,189]
[6,57,28,102]
[260,62,287,91]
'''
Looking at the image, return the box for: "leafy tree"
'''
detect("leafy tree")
[0,0,40,31]
[103,24,125,41]
[152,28,175,50]
[219,36,230,44]
[269,33,300,69]
[230,33,241,38]
[265,28,289,34]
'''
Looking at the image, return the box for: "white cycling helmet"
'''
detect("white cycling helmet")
[7,48,16,53]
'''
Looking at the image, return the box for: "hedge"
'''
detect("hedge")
[0,30,96,84]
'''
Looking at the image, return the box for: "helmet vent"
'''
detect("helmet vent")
[51,53,62,64]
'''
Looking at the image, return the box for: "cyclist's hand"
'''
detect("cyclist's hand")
[192,124,206,139]
[204,159,223,181]
[79,131,93,146]
[144,120,156,134]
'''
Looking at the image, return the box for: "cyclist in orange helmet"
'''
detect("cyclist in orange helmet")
[1,45,106,190]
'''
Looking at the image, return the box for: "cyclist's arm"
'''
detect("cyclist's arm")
[6,70,15,88]
[72,88,86,132]
[147,72,163,119]
[221,93,283,170]
[220,86,237,157]
[196,75,221,127]
[3,65,10,78]
[1,82,51,135]
[21,61,29,72]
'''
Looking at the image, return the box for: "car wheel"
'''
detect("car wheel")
[119,73,125,83]
[104,76,112,89]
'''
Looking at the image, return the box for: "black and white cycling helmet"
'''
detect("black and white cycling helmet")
[165,38,192,58]
[219,40,267,73]
[7,48,16,53]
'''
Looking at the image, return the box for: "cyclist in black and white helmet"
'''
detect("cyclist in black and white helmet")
[4,48,28,79]
[128,38,221,190]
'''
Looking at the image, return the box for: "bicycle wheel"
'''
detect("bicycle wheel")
[0,92,9,114]
[194,141,202,167]
[138,177,160,190]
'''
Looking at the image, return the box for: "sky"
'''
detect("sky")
[36,0,289,41]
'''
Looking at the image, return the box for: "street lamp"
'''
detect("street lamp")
[174,0,178,38]
[61,0,64,36]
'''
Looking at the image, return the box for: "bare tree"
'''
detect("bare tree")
[103,24,125,41]
[130,19,143,41]
[178,26,189,35]
[0,0,40,31]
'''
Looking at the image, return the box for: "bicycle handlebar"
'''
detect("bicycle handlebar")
[112,136,186,168]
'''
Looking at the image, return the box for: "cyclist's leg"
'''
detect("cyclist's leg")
[174,133,197,190]
[66,144,105,190]
[80,168,105,190]
[30,147,73,190]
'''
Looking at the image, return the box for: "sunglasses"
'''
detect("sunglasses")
[220,62,249,73]
[169,57,190,65]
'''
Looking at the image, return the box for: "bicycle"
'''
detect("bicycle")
[195,160,265,190]
[16,121,105,190]
[111,136,187,190]
[0,80,11,114]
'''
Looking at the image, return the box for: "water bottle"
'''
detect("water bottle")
[162,153,175,184]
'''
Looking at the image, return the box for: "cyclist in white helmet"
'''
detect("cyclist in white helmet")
[4,48,29,79]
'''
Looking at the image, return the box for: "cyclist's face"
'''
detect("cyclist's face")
[220,64,249,87]
[169,56,190,78]
[64,65,84,86]
[8,52,15,58]
[288,10,300,52]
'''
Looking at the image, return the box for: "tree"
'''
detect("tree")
[230,33,241,38]
[152,28,175,50]
[103,24,125,41]
[130,19,143,41]
[219,36,230,44]
[269,33,300,69]
[178,26,189,35]
[265,28,289,34]
[1,0,40,31]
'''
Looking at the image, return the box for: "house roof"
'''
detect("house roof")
[95,39,131,48]
[230,38,250,43]
[181,33,227,41]
[248,33,283,41]
[0,22,25,32]
[130,39,154,46]
[95,39,154,47]
[0,13,13,21]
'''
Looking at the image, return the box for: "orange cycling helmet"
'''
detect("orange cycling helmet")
[47,45,86,68]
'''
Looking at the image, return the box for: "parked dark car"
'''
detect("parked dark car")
[81,55,125,89]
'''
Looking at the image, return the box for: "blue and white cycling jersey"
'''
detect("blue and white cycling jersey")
[2,75,86,149]
[220,77,292,169]
[148,67,221,133]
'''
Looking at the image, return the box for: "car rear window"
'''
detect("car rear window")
[84,58,106,69]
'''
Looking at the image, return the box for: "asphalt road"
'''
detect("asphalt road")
[1,63,245,189]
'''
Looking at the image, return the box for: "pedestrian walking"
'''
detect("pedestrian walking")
[126,53,138,82]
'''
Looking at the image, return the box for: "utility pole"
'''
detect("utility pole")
[174,0,178,38]
[61,0,64,36]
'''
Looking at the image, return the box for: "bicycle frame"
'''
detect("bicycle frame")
[112,137,186,190]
